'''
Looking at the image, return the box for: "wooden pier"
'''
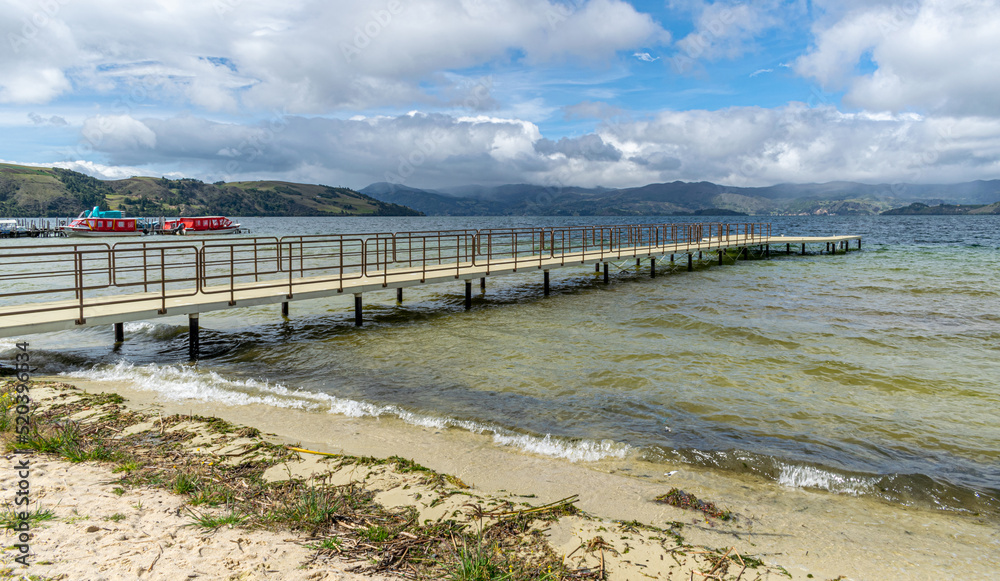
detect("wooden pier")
[0,222,860,358]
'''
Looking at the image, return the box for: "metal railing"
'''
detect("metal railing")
[0,222,771,323]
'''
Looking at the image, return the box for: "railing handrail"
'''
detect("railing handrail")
[0,222,772,321]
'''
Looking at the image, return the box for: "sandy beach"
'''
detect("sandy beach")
[3,377,998,580]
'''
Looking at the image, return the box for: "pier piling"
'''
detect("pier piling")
[465,280,473,309]
[687,253,693,271]
[544,270,550,295]
[719,250,723,265]
[354,294,363,326]
[114,322,124,343]
[603,263,609,284]
[281,301,289,317]
[188,314,199,360]
[650,258,656,278]
[396,288,403,303]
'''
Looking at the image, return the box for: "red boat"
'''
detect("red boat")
[61,207,146,237]
[163,216,241,235]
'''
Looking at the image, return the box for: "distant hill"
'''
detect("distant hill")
[0,163,423,217]
[362,180,1000,216]
[881,202,1000,215]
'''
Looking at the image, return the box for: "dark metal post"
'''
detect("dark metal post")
[719,250,723,265]
[766,245,770,258]
[465,280,472,309]
[650,258,656,278]
[114,322,124,343]
[858,239,862,249]
[786,243,791,254]
[281,301,289,317]
[603,262,609,284]
[396,287,403,303]
[188,314,199,361]
[687,253,693,271]
[480,277,486,291]
[543,270,550,296]
[595,263,600,273]
[801,243,806,255]
[354,294,363,326]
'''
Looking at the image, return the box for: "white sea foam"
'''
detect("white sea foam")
[63,361,332,410]
[777,464,875,496]
[492,433,629,462]
[61,362,631,462]
[123,321,166,334]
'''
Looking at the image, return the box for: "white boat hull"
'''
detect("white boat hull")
[174,226,240,235]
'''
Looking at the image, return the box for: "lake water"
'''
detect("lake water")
[6,214,999,517]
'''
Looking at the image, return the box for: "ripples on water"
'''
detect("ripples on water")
[7,215,1000,516]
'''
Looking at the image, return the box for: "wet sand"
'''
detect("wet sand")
[22,376,1000,579]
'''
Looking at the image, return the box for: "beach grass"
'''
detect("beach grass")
[0,507,55,530]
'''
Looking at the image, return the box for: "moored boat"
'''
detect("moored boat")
[163,216,241,235]
[0,219,19,238]
[61,207,146,237]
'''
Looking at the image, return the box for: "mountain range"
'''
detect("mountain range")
[4,161,1000,217]
[360,179,1000,216]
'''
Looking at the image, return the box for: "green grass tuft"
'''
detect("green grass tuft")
[186,508,244,530]
[1,507,55,529]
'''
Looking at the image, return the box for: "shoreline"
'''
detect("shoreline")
[3,376,998,579]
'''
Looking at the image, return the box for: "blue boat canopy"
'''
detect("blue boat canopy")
[85,206,122,219]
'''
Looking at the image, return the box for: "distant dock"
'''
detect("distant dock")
[0,218,68,238]
[0,222,860,358]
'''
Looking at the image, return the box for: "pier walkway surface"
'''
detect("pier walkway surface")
[0,223,860,354]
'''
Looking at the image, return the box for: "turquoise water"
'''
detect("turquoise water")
[7,215,1000,516]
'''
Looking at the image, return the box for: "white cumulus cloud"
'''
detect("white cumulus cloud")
[797,0,1000,116]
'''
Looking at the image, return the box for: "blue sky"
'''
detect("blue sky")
[3,0,1000,190]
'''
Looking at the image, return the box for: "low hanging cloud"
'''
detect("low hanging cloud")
[70,105,1000,189]
[534,134,622,161]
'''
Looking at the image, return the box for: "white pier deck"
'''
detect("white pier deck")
[0,224,860,349]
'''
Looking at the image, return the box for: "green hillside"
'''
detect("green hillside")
[0,163,422,217]
[880,202,1000,215]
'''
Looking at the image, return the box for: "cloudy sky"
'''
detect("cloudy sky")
[3,0,1000,190]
